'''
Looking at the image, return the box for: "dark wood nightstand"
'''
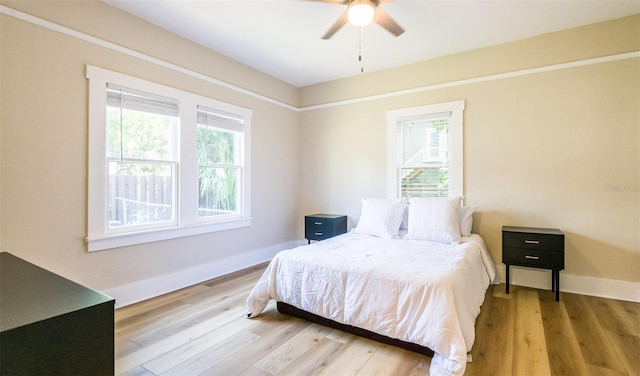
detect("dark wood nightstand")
[305,214,347,243]
[502,226,565,301]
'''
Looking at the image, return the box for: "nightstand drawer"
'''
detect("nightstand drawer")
[503,247,564,269]
[305,217,332,232]
[503,227,564,251]
[305,214,347,242]
[305,219,332,240]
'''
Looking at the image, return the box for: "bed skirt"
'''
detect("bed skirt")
[276,301,435,357]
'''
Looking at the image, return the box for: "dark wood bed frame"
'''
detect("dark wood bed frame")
[276,301,434,357]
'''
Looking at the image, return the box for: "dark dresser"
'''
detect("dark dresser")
[502,226,565,301]
[0,252,115,375]
[305,213,347,243]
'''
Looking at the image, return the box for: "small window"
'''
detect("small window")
[387,101,465,199]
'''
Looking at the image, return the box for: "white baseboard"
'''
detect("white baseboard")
[496,265,640,303]
[103,241,298,308]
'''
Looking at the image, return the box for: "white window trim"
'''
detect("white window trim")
[386,100,465,199]
[86,65,252,252]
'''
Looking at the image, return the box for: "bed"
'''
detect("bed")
[246,197,498,376]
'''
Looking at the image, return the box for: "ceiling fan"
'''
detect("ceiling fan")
[312,0,405,39]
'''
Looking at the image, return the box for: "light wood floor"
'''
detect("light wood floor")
[115,263,639,375]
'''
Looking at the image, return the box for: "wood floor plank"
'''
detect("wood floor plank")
[591,296,640,338]
[141,314,257,374]
[588,295,640,375]
[389,351,431,376]
[116,333,143,359]
[197,315,311,375]
[317,334,377,376]
[466,285,514,376]
[116,304,248,374]
[253,323,333,374]
[202,262,268,288]
[180,274,257,307]
[492,283,513,300]
[325,328,359,343]
[115,285,220,345]
[586,364,628,376]
[130,292,247,347]
[278,337,346,376]
[563,293,628,374]
[355,344,409,376]
[616,300,640,337]
[512,289,551,375]
[114,284,208,322]
[604,330,640,376]
[159,330,260,375]
[237,366,274,376]
[116,299,191,337]
[116,305,191,349]
[119,365,156,376]
[538,289,589,376]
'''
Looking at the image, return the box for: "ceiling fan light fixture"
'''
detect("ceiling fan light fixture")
[347,0,375,27]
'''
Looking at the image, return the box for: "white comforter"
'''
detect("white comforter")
[246,232,497,376]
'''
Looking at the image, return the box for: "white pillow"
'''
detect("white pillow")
[353,198,407,239]
[459,205,477,237]
[406,196,463,244]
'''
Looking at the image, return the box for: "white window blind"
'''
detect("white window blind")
[107,84,179,117]
[197,105,244,132]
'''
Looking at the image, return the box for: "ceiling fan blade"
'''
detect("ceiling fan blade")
[322,10,349,39]
[374,7,404,37]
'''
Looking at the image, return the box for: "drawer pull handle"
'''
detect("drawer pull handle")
[525,255,540,260]
[525,240,540,244]
[315,232,324,236]
[314,222,323,225]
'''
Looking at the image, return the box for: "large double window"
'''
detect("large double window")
[87,66,251,251]
[387,101,465,199]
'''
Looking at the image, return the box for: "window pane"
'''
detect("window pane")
[106,107,175,161]
[400,167,449,197]
[198,166,238,218]
[197,126,237,165]
[401,118,449,166]
[399,116,450,198]
[108,161,174,228]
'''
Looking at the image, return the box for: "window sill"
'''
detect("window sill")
[86,218,252,252]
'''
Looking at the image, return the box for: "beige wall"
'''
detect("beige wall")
[1,1,638,303]
[299,15,640,284]
[0,1,300,294]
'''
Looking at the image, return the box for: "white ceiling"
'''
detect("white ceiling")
[105,0,640,88]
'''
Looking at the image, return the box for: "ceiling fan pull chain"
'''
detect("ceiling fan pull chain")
[359,26,365,73]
